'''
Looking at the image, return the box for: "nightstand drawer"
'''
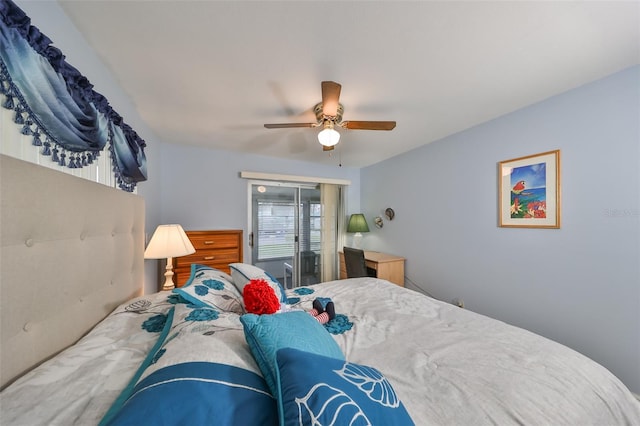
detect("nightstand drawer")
[178,248,240,265]
[188,234,240,250]
[171,230,243,289]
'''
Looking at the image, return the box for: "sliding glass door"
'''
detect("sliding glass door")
[249,183,322,288]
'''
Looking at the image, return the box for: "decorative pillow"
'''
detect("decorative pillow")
[101,303,277,426]
[173,264,244,314]
[230,262,286,303]
[104,362,277,426]
[240,311,344,396]
[275,348,414,426]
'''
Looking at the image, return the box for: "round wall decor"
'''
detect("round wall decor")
[385,208,395,220]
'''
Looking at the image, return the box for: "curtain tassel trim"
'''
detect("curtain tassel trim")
[0,57,142,181]
[0,0,148,191]
[0,68,96,171]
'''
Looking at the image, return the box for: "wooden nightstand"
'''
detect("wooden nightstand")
[339,250,405,286]
[172,230,243,287]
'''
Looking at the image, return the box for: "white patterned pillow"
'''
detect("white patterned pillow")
[173,264,243,314]
[229,263,286,302]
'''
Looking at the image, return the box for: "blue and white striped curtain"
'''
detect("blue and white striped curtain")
[0,0,147,192]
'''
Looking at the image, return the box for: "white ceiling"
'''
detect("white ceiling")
[58,1,639,168]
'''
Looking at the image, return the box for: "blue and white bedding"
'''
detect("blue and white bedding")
[0,291,174,425]
[102,303,277,425]
[2,266,640,426]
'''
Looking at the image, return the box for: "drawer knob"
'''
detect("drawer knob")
[204,241,214,245]
[203,256,215,260]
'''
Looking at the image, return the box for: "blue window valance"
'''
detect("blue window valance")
[0,0,147,192]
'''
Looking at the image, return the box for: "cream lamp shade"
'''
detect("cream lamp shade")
[144,224,195,290]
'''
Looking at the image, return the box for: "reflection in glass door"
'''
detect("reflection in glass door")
[249,183,321,288]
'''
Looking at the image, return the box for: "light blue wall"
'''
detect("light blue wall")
[157,142,361,264]
[361,66,640,393]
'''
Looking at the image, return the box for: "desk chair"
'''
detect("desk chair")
[300,250,318,285]
[283,251,319,288]
[343,246,375,278]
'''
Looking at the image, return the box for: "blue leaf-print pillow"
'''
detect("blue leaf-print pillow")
[275,348,414,426]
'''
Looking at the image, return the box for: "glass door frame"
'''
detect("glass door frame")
[247,180,320,288]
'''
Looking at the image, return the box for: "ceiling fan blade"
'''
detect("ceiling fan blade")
[321,81,341,117]
[264,123,317,129]
[342,120,396,131]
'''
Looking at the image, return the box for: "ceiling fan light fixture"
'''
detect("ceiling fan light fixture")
[264,82,395,150]
[318,122,340,147]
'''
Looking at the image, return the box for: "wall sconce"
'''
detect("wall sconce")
[144,224,195,291]
[347,213,370,249]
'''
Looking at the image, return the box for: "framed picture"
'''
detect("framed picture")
[498,150,561,228]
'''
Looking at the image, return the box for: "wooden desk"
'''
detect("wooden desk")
[339,251,405,286]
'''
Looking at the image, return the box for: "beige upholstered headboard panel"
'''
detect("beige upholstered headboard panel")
[0,155,145,388]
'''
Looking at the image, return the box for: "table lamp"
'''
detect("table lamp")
[347,213,369,249]
[144,224,195,291]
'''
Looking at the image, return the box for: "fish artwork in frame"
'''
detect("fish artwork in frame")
[498,150,561,228]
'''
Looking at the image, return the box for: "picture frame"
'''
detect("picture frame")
[498,150,561,228]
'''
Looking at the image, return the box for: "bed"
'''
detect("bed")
[2,272,640,425]
[1,155,639,425]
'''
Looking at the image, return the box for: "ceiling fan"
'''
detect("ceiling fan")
[264,81,396,151]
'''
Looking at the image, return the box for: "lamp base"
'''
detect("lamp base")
[161,258,175,291]
[352,232,363,249]
[161,272,175,291]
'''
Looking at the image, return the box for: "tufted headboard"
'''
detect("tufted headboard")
[0,155,145,389]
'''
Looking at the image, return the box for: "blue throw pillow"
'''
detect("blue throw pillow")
[240,311,344,396]
[104,362,277,426]
[275,348,414,426]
